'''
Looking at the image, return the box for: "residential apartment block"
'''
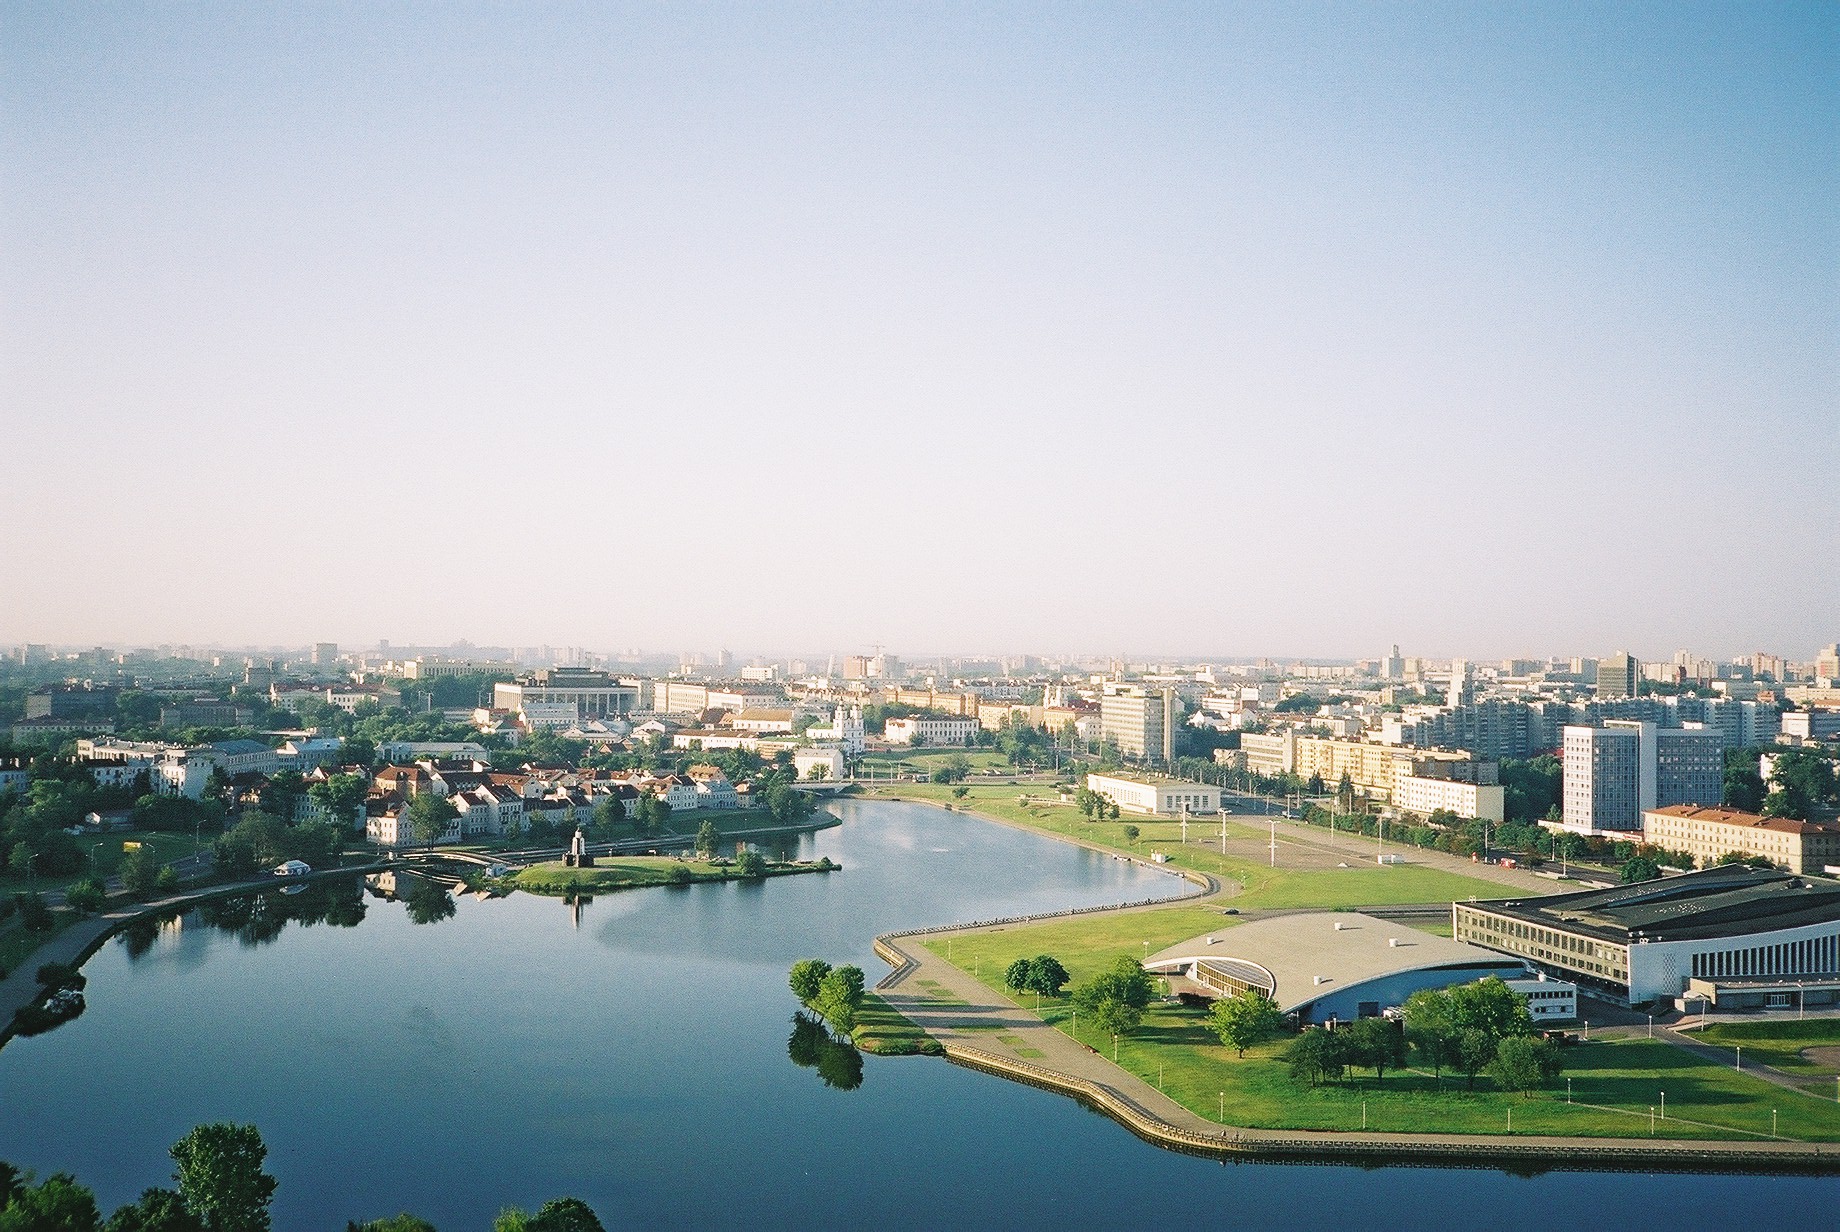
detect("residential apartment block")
[1643,804,1840,876]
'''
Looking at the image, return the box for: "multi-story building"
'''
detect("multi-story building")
[1455,866,1840,1006]
[1560,720,1725,835]
[1085,772,1220,817]
[804,705,865,753]
[311,642,339,667]
[884,714,980,746]
[1781,710,1840,743]
[25,685,119,720]
[1100,686,1174,762]
[493,669,637,719]
[1816,644,1840,684]
[1596,650,1638,699]
[1643,804,1840,875]
[1393,773,1505,822]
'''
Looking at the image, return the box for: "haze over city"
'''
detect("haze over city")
[4,4,1834,658]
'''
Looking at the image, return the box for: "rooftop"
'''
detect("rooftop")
[1645,804,1840,836]
[1146,912,1522,1015]
[1464,866,1840,944]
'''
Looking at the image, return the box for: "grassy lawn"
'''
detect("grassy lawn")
[880,784,1511,909]
[1694,1020,1840,1094]
[922,906,1237,987]
[0,830,205,897]
[511,856,828,895]
[853,993,943,1055]
[920,892,1840,1140]
[858,749,1011,775]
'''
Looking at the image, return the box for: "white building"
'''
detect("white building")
[805,706,865,754]
[794,747,846,781]
[1393,774,1505,822]
[732,709,795,734]
[1084,772,1220,817]
[377,741,491,763]
[1505,976,1578,1023]
[884,715,980,746]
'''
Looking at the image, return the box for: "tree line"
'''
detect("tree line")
[0,1121,608,1231]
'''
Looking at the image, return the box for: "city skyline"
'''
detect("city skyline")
[4,4,1835,655]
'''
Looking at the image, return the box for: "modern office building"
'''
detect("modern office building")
[1454,866,1840,1006]
[1643,805,1840,876]
[1559,720,1724,835]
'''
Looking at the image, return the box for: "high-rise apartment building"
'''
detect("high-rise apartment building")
[1560,720,1725,835]
[311,642,339,667]
[1816,644,1840,683]
[1100,686,1175,763]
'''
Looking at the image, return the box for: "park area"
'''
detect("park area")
[923,907,1840,1141]
[511,854,832,895]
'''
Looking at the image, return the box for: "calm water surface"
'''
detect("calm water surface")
[3,800,1837,1228]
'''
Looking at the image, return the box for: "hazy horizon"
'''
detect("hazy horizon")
[5,4,1835,658]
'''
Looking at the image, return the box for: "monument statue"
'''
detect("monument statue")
[565,824,595,868]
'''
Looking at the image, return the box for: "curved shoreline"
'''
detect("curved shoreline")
[0,863,391,1050]
[858,795,1840,1173]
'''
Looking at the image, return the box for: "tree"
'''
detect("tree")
[1447,977,1533,1044]
[493,1198,605,1232]
[933,753,972,784]
[119,845,162,897]
[789,958,832,1003]
[106,1189,204,1232]
[1024,955,1070,996]
[1402,987,1458,1078]
[950,785,969,801]
[1088,995,1141,1046]
[735,849,767,878]
[766,784,813,826]
[1620,856,1660,883]
[1284,1026,1348,1086]
[0,1171,103,1232]
[344,1218,435,1232]
[1343,1016,1407,1083]
[1210,989,1281,1057]
[308,774,369,827]
[694,820,720,861]
[406,793,458,845]
[64,877,106,916]
[1454,1027,1497,1090]
[1722,752,1767,813]
[1004,957,1034,994]
[1489,1035,1563,1094]
[813,967,865,1036]
[1073,957,1155,1013]
[169,1123,278,1232]
[591,794,625,836]
[1121,824,1139,846]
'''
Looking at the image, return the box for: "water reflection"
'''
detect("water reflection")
[786,1012,863,1092]
[171,877,371,950]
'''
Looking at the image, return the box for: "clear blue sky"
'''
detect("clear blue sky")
[3,3,1834,661]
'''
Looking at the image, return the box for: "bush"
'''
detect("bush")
[15,891,54,932]
[666,864,693,886]
[64,877,107,916]
[35,962,85,991]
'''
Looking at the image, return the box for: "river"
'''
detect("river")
[2,799,1836,1228]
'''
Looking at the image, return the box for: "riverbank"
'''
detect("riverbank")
[0,862,390,1051]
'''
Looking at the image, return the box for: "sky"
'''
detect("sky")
[2,2,1835,663]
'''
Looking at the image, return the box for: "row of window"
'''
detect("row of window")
[1692,933,1839,981]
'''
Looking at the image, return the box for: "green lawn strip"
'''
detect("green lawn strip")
[1055,999,1840,1140]
[1694,1020,1840,1084]
[922,905,1236,988]
[857,750,1012,774]
[511,856,824,895]
[883,785,1513,909]
[1014,1047,1046,1058]
[852,992,943,1055]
